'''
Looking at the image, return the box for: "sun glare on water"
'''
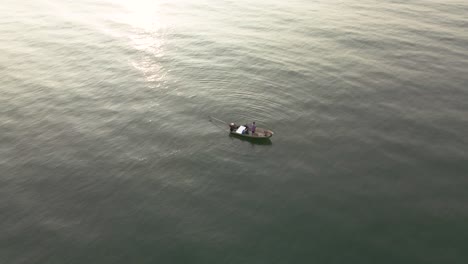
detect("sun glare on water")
[107,0,171,84]
[113,0,166,32]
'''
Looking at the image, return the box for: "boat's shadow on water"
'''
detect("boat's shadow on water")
[229,134,273,146]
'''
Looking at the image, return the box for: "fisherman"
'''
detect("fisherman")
[229,123,238,132]
[243,124,250,134]
[251,122,256,134]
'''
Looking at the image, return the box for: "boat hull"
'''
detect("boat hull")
[229,127,274,139]
[230,132,272,139]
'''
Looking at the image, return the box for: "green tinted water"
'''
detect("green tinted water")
[1,0,468,263]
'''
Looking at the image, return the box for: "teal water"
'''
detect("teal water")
[1,0,468,263]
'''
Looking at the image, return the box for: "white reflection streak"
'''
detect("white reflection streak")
[112,0,167,86]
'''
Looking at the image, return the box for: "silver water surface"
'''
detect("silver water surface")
[1,0,468,263]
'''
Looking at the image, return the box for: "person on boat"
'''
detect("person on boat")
[229,123,238,132]
[251,122,256,134]
[243,124,250,135]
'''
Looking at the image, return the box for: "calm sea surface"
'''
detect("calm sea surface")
[1,0,468,263]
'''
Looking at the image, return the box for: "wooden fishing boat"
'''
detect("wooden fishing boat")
[229,124,274,139]
[209,116,274,140]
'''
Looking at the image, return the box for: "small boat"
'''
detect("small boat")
[229,123,274,139]
[209,116,274,140]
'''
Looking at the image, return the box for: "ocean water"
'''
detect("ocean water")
[1,0,468,263]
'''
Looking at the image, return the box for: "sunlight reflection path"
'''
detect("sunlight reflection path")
[109,0,169,87]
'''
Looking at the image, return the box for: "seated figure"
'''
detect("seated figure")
[229,123,239,132]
